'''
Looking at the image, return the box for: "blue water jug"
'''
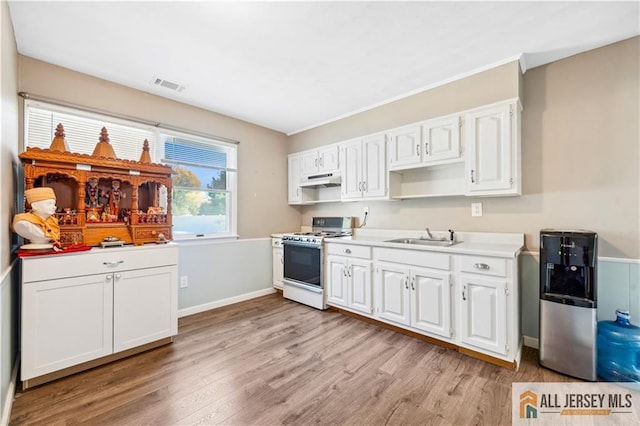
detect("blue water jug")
[597,309,640,382]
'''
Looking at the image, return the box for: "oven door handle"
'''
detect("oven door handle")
[284,280,323,294]
[282,241,322,249]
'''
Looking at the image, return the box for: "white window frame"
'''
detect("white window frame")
[22,99,238,240]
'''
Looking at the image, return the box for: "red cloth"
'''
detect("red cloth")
[17,244,92,257]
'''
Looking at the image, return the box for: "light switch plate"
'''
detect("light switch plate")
[471,202,483,217]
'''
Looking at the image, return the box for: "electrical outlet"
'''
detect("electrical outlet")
[471,202,483,217]
[179,276,189,288]
[363,206,369,215]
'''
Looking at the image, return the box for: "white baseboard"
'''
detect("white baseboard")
[1,357,19,426]
[178,287,277,318]
[523,335,539,349]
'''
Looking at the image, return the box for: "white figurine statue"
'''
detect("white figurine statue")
[12,187,60,249]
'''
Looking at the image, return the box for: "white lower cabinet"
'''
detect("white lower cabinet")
[113,266,177,352]
[272,238,283,290]
[21,244,178,386]
[22,273,114,380]
[459,274,507,355]
[376,261,452,339]
[325,239,522,367]
[326,244,373,315]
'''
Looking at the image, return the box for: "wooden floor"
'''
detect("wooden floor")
[10,293,577,425]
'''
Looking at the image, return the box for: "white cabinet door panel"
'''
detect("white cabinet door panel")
[327,256,348,307]
[348,259,373,314]
[113,266,177,352]
[377,262,410,326]
[460,274,507,355]
[341,140,363,200]
[388,125,422,169]
[288,154,302,204]
[363,134,387,198]
[423,115,461,163]
[22,274,113,380]
[411,268,452,338]
[465,103,513,193]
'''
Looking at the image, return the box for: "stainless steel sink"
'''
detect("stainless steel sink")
[384,238,461,247]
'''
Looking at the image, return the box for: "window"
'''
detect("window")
[161,132,237,238]
[24,99,238,239]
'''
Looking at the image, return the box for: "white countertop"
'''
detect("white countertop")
[324,228,524,258]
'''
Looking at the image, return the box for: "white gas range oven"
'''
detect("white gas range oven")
[282,217,353,309]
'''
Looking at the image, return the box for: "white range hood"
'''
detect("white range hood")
[299,172,342,188]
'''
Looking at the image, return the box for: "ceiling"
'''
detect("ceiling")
[7,1,639,135]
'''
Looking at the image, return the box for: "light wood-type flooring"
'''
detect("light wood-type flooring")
[10,293,577,425]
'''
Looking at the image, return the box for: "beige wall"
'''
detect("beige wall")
[17,56,300,237]
[1,0,19,271]
[288,60,520,152]
[289,37,639,259]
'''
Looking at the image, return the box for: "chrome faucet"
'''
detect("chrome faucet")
[425,228,435,239]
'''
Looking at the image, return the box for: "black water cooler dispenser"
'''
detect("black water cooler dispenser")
[539,229,598,381]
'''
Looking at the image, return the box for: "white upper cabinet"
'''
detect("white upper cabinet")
[422,114,462,163]
[465,100,521,196]
[341,133,387,200]
[287,153,303,204]
[301,144,340,177]
[387,124,422,169]
[388,114,462,172]
[287,98,521,204]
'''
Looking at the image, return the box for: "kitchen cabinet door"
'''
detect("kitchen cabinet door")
[327,255,348,307]
[362,133,387,198]
[113,265,177,352]
[341,139,364,200]
[465,102,516,195]
[318,144,340,173]
[377,262,410,326]
[21,273,113,380]
[422,115,461,163]
[348,258,373,315]
[288,154,302,204]
[459,274,507,355]
[388,124,422,170]
[272,242,284,290]
[411,267,452,338]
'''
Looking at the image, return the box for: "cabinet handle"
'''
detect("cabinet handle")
[344,248,351,254]
[343,267,347,277]
[470,169,475,183]
[103,260,124,267]
[411,277,415,291]
[115,274,121,280]
[363,181,367,192]
[348,265,352,278]
[358,181,363,191]
[462,285,467,301]
[106,275,113,281]
[404,276,409,290]
[314,158,318,167]
[319,157,324,167]
[474,263,490,270]
[280,256,284,264]
[416,144,420,156]
[425,142,429,155]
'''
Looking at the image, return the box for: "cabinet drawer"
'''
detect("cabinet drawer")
[23,245,178,283]
[460,255,507,277]
[375,248,451,271]
[326,243,371,259]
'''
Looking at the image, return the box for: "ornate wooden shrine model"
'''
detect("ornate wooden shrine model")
[19,124,173,246]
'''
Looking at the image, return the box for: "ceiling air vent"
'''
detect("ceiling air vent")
[152,76,186,93]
